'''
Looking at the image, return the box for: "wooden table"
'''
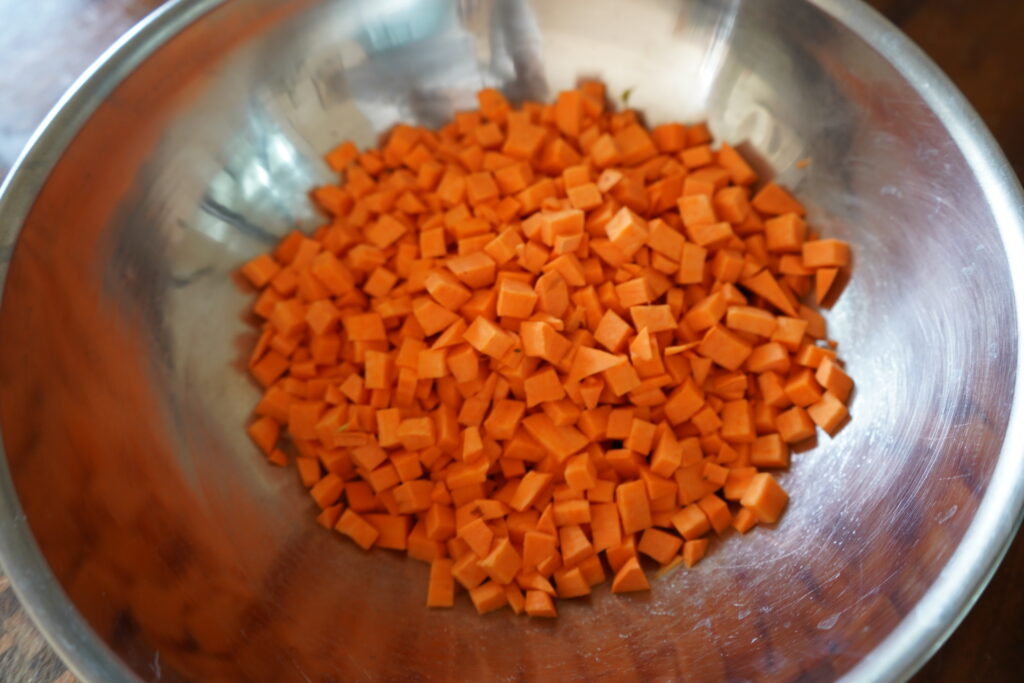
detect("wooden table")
[0,1,1021,680]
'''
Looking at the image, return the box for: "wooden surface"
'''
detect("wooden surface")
[0,0,1021,681]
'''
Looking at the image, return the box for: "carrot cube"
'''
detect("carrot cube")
[554,566,591,598]
[605,207,649,257]
[732,507,758,534]
[478,537,522,584]
[525,590,557,617]
[717,143,757,185]
[752,182,805,216]
[484,226,524,266]
[522,531,558,571]
[241,253,281,289]
[310,473,344,509]
[802,238,851,268]
[603,358,642,396]
[325,139,358,171]
[392,480,433,514]
[520,321,572,365]
[342,311,386,342]
[424,503,456,542]
[720,399,756,443]
[465,171,500,205]
[511,471,554,511]
[671,504,710,540]
[652,123,687,153]
[497,278,538,318]
[427,559,456,607]
[502,124,547,160]
[688,221,734,249]
[678,194,717,227]
[451,551,487,590]
[741,269,797,316]
[713,185,751,224]
[590,134,621,168]
[523,367,565,408]
[469,581,508,614]
[682,538,709,567]
[335,509,379,550]
[664,378,705,425]
[366,214,407,248]
[740,473,789,523]
[553,499,592,527]
[698,325,753,371]
[464,317,516,358]
[684,291,727,331]
[677,243,707,284]
[494,161,534,195]
[364,513,410,550]
[638,527,683,565]
[625,418,656,454]
[726,306,777,337]
[611,556,649,593]
[591,309,630,352]
[696,493,731,533]
[815,357,853,403]
[616,480,652,534]
[446,251,496,289]
[614,124,658,165]
[649,431,681,478]
[567,182,603,210]
[807,391,849,434]
[424,269,472,311]
[564,453,598,491]
[629,304,676,333]
[559,524,595,566]
[681,144,714,169]
[775,406,816,443]
[765,213,807,253]
[397,417,436,450]
[247,416,280,454]
[750,433,790,468]
[784,367,824,407]
[420,227,447,258]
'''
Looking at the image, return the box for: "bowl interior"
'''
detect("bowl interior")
[0,0,1020,680]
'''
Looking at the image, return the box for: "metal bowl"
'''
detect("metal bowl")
[0,0,1022,680]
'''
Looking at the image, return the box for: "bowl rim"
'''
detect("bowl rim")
[816,2,1024,680]
[0,1,1021,681]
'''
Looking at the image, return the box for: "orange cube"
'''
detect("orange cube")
[638,527,682,564]
[465,171,500,205]
[496,277,539,318]
[775,406,816,443]
[765,213,807,253]
[616,480,652,534]
[524,367,566,407]
[803,239,851,268]
[567,182,603,210]
[678,194,717,226]
[815,356,854,403]
[594,309,633,352]
[397,417,436,450]
[807,391,849,434]
[605,207,649,257]
[697,325,753,371]
[464,317,515,358]
[740,473,788,523]
[335,510,379,550]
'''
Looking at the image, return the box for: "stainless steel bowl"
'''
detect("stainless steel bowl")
[0,0,1022,680]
